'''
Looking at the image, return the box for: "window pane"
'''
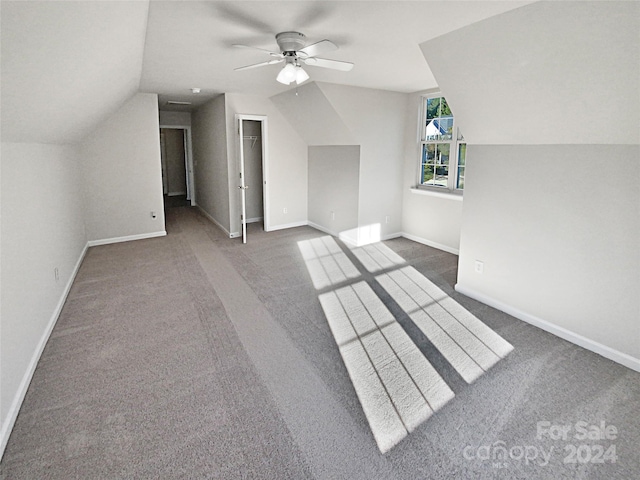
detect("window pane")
[422,164,434,184]
[458,143,466,166]
[425,97,453,141]
[426,117,453,140]
[421,144,450,187]
[456,143,466,190]
[423,143,435,164]
[426,97,452,119]
[421,164,450,186]
[434,165,449,187]
[436,144,450,165]
[457,166,465,189]
[422,143,450,166]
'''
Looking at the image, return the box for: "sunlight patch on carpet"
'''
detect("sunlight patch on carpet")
[376,267,513,384]
[298,236,360,289]
[319,281,454,453]
[349,242,406,273]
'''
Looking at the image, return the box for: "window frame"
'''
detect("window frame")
[416,94,466,194]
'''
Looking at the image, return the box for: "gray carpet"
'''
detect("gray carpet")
[1,206,638,479]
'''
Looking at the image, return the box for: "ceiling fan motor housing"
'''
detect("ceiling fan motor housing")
[276,31,306,53]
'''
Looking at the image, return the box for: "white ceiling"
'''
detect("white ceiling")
[1,1,532,143]
[421,1,640,144]
[140,1,532,111]
[1,1,149,144]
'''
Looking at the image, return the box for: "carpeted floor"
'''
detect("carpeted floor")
[1,206,638,479]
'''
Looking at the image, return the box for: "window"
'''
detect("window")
[418,95,466,192]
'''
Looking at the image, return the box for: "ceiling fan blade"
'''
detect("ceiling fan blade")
[215,4,273,35]
[298,39,337,58]
[235,59,283,71]
[232,44,281,57]
[303,57,354,72]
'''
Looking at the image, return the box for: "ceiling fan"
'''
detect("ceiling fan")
[234,31,353,85]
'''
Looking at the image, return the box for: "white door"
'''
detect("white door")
[237,114,269,243]
[237,118,248,243]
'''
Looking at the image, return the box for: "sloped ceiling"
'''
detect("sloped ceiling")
[0,1,534,144]
[1,1,149,144]
[140,1,531,110]
[270,82,356,145]
[420,1,640,145]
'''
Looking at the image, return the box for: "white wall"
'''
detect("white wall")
[80,93,165,243]
[401,91,463,254]
[457,145,639,363]
[420,1,640,369]
[225,93,308,234]
[271,82,407,243]
[270,82,355,146]
[318,83,408,242]
[159,110,191,127]
[1,142,87,454]
[308,146,360,235]
[191,95,230,233]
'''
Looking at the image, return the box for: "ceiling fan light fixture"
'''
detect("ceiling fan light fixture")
[295,66,309,84]
[236,31,353,85]
[277,63,297,85]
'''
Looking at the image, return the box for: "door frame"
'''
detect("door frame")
[236,114,270,242]
[159,130,169,194]
[159,124,196,206]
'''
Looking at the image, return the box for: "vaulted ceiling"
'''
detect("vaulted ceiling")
[140,1,531,108]
[1,1,530,144]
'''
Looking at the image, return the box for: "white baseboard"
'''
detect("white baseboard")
[195,206,233,238]
[246,217,263,224]
[268,220,309,232]
[0,242,89,459]
[337,232,402,248]
[338,232,358,247]
[306,223,402,246]
[168,191,187,197]
[401,232,459,255]
[382,232,403,241]
[307,221,335,236]
[455,283,640,373]
[87,231,166,247]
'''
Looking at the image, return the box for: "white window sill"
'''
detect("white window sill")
[409,187,463,201]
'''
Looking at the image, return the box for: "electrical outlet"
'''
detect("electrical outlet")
[475,261,484,274]
[54,267,60,282]
[331,211,335,221]
[151,211,157,219]
[385,215,390,224]
[283,207,288,214]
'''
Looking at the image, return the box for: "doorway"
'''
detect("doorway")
[159,126,195,208]
[237,115,269,243]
